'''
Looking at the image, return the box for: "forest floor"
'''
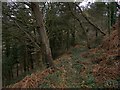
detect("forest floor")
[7,30,120,88]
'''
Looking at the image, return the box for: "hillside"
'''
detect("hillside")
[2,2,120,88]
[6,30,120,88]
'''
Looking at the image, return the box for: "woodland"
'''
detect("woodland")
[2,1,120,88]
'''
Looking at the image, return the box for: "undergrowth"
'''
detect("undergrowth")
[39,47,98,88]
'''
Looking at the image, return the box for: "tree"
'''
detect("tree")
[68,2,91,49]
[31,2,54,68]
[118,13,120,59]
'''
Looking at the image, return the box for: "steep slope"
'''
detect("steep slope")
[6,29,120,88]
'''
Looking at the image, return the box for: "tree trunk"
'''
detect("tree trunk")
[16,63,19,77]
[71,18,76,46]
[23,44,27,72]
[71,29,75,46]
[108,3,111,35]
[11,66,13,79]
[31,2,54,68]
[117,13,120,58]
[110,2,117,26]
[114,12,120,60]
[29,50,34,70]
[96,29,98,37]
[66,30,70,50]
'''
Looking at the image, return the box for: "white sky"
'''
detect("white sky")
[79,0,95,7]
[79,0,119,7]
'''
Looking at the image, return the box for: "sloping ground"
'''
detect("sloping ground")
[6,46,92,88]
[102,30,118,50]
[81,29,120,88]
[6,30,120,88]
[81,48,119,88]
[6,68,55,88]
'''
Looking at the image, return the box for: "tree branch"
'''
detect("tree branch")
[67,3,91,49]
[67,3,87,33]
[115,2,120,9]
[3,11,41,50]
[14,21,41,50]
[75,3,106,36]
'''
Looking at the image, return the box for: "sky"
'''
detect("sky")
[79,0,119,7]
[79,0,95,7]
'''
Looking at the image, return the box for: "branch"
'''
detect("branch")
[115,2,120,9]
[67,3,96,49]
[4,12,41,49]
[67,3,88,39]
[23,2,31,8]
[67,3,87,33]
[75,3,106,36]
[14,21,41,50]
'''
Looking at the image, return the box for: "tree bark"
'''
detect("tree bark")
[114,13,120,60]
[23,43,27,72]
[71,29,75,46]
[31,2,54,68]
[117,13,120,58]
[17,63,19,77]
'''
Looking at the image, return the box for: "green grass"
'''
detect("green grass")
[39,46,119,88]
[39,82,51,88]
[39,70,62,88]
[40,47,89,88]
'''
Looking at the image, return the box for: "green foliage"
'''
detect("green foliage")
[72,63,83,71]
[39,82,50,88]
[88,50,104,59]
[44,70,62,85]
[86,74,95,85]
[92,36,103,48]
[39,70,62,88]
[104,79,119,88]
[71,47,88,62]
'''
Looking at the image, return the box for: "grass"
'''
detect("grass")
[4,64,46,87]
[39,46,98,88]
[39,70,62,88]
[8,44,119,88]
